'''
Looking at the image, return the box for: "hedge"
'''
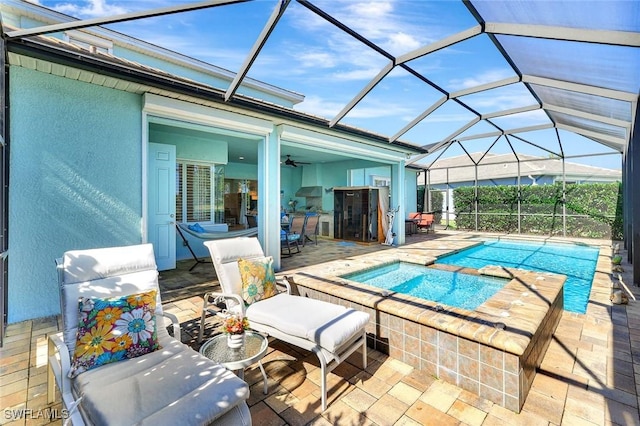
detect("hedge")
[417,187,443,223]
[453,182,622,239]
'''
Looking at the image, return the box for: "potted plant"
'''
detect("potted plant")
[221,314,250,349]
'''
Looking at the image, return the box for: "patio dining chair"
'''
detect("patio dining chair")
[280,229,301,256]
[287,215,304,235]
[48,243,251,425]
[303,213,320,246]
[199,237,370,411]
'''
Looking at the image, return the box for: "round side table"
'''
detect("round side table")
[199,330,269,394]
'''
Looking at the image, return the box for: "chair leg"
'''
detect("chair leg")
[198,297,210,343]
[281,240,291,257]
[316,351,328,411]
[362,331,367,369]
[47,340,56,404]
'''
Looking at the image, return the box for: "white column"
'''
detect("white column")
[392,161,405,245]
[258,127,280,269]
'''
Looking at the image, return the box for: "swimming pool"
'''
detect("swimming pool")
[342,262,508,310]
[436,239,599,314]
[292,237,567,413]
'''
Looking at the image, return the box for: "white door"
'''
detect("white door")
[148,143,176,270]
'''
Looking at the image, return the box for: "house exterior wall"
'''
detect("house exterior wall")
[405,169,419,216]
[7,65,416,322]
[4,5,421,322]
[8,66,143,322]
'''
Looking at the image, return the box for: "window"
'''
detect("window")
[65,31,113,54]
[176,161,224,223]
[371,175,391,187]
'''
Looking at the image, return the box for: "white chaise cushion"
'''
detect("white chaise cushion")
[72,334,249,425]
[60,244,162,357]
[204,238,265,298]
[246,294,369,352]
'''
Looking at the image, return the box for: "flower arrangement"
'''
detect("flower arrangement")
[288,199,298,212]
[221,314,250,335]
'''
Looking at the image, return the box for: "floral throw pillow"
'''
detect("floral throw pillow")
[68,289,160,378]
[238,256,277,305]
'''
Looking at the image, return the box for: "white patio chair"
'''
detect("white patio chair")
[48,243,251,426]
[199,237,370,411]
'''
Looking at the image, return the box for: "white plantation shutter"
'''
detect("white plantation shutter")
[187,164,212,222]
[176,161,217,223]
[176,163,183,223]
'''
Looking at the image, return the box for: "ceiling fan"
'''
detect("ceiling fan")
[283,155,310,167]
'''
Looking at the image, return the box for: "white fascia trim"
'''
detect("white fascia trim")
[278,125,407,163]
[64,30,113,52]
[143,93,273,137]
[119,38,304,104]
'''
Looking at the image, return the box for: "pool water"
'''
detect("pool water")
[437,240,599,314]
[343,262,508,310]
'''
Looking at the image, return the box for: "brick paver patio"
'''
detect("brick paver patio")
[2,230,639,425]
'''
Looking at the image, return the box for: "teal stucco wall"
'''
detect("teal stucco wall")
[8,67,143,322]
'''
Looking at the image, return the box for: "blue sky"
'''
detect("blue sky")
[32,0,624,170]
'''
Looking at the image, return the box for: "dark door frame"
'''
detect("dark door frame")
[0,21,9,347]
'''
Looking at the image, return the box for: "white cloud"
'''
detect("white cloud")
[282,0,437,84]
[332,67,383,81]
[294,95,345,118]
[297,51,337,69]
[296,93,418,125]
[384,32,422,54]
[347,102,412,120]
[52,0,128,18]
[449,69,515,90]
[334,1,435,54]
[423,113,475,124]
[469,91,537,112]
[492,109,550,127]
[346,1,394,18]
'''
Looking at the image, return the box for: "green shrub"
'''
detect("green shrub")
[417,187,444,223]
[453,182,622,239]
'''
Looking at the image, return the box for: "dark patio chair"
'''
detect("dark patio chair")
[280,229,301,256]
[246,214,258,228]
[303,214,320,246]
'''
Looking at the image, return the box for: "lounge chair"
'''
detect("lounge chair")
[176,222,258,271]
[199,237,370,411]
[48,243,251,425]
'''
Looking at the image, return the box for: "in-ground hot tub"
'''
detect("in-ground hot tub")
[287,241,564,413]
